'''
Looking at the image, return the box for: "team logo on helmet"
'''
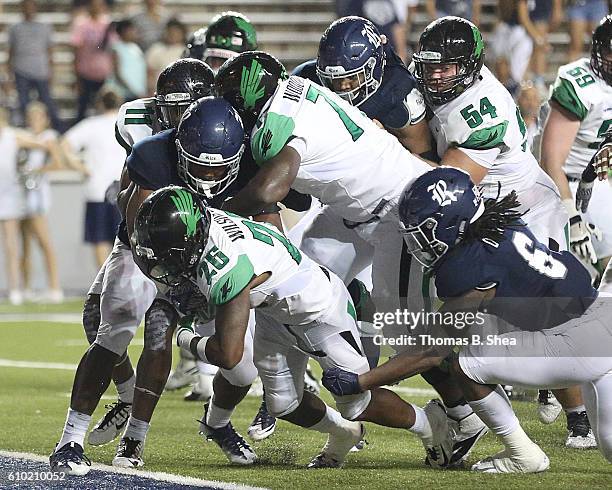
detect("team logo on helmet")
[240,60,266,109]
[428,180,464,207]
[170,189,202,237]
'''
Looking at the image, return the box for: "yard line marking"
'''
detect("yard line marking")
[0,358,77,370]
[0,313,82,324]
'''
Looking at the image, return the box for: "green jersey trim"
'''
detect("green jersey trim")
[210,254,255,305]
[551,78,588,120]
[115,123,132,154]
[347,300,357,322]
[251,112,296,165]
[459,121,509,150]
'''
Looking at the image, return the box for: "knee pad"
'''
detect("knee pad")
[220,357,258,387]
[144,299,178,352]
[334,391,372,420]
[265,390,302,418]
[82,294,101,345]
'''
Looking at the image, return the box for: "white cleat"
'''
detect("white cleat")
[537,390,562,425]
[422,399,454,469]
[449,412,489,466]
[184,373,215,402]
[308,422,365,468]
[88,400,131,446]
[471,445,550,474]
[112,437,145,468]
[165,357,198,391]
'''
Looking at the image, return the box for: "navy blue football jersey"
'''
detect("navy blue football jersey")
[293,45,424,130]
[434,225,597,330]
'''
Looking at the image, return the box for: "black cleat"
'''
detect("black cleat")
[49,442,91,475]
[113,437,145,468]
[247,399,277,441]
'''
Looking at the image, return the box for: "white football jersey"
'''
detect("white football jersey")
[115,97,159,151]
[250,76,431,222]
[196,207,338,326]
[550,58,612,178]
[429,66,542,199]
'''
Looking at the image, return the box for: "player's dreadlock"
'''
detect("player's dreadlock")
[464,191,525,244]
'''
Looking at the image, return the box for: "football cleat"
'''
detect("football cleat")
[537,390,562,424]
[88,400,131,446]
[49,442,92,476]
[247,399,277,441]
[199,404,257,465]
[449,412,489,466]
[304,366,321,395]
[349,438,368,453]
[566,411,597,449]
[471,445,550,473]
[307,422,364,469]
[184,373,214,402]
[422,399,453,469]
[165,357,198,391]
[112,437,145,468]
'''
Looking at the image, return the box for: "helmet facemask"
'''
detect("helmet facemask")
[591,41,612,86]
[317,56,382,106]
[176,138,244,199]
[155,92,194,129]
[414,52,478,105]
[400,217,450,268]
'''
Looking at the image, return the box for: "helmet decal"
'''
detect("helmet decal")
[471,25,484,58]
[240,59,266,109]
[171,188,202,237]
[427,180,464,207]
[235,17,257,47]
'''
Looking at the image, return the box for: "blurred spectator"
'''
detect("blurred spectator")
[8,0,62,131]
[146,18,186,94]
[490,0,541,87]
[528,0,562,91]
[19,102,64,302]
[425,0,481,25]
[517,81,543,152]
[0,107,50,304]
[131,0,170,52]
[336,0,408,61]
[390,0,419,61]
[567,0,609,61]
[61,89,125,268]
[110,19,147,101]
[71,0,114,123]
[494,56,521,97]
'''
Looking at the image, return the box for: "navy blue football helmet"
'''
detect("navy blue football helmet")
[316,16,385,107]
[399,167,483,268]
[175,96,245,198]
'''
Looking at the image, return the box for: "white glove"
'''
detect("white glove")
[563,199,598,265]
[575,179,594,213]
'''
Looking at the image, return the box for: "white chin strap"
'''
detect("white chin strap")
[470,199,485,223]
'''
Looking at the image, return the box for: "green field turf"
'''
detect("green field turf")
[0,301,611,489]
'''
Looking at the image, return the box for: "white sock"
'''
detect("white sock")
[123,416,150,441]
[206,402,233,429]
[197,360,218,376]
[57,408,91,449]
[468,385,519,437]
[565,404,586,414]
[309,405,354,437]
[408,404,432,439]
[502,424,537,457]
[116,375,135,404]
[446,402,473,421]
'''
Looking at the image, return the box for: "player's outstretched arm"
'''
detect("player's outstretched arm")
[223,146,301,217]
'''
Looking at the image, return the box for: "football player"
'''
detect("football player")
[183,11,257,72]
[413,15,594,449]
[542,15,612,289]
[132,185,454,469]
[322,167,612,472]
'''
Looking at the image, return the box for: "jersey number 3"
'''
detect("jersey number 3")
[512,232,567,279]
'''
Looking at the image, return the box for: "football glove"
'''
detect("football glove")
[575,179,594,213]
[563,199,600,266]
[176,316,197,350]
[594,126,612,181]
[322,367,362,396]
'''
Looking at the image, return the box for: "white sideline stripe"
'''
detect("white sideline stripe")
[388,386,437,397]
[0,359,77,370]
[55,338,145,347]
[0,313,82,324]
[0,450,268,490]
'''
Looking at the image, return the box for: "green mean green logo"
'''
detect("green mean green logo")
[240,59,266,110]
[471,25,484,58]
[170,189,201,237]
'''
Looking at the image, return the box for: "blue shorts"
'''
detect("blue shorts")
[84,201,121,244]
[530,0,554,22]
[567,0,608,22]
